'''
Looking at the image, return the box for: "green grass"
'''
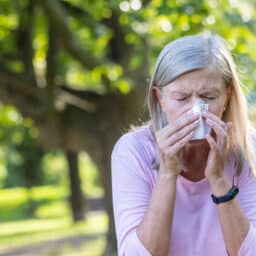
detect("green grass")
[40,237,106,256]
[0,185,109,256]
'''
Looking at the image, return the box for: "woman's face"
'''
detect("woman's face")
[155,68,231,123]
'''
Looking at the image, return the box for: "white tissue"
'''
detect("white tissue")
[191,99,211,140]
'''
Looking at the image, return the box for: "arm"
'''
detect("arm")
[112,152,178,256]
[112,152,152,256]
[203,112,256,256]
[112,112,199,255]
[237,166,256,256]
[137,172,177,256]
[209,175,250,256]
[209,164,256,256]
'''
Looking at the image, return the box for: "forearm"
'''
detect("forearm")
[209,175,250,256]
[137,173,177,256]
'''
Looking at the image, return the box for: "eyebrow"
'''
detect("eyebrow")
[200,89,221,94]
[170,88,221,94]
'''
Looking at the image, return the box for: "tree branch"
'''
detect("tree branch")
[16,0,37,86]
[60,0,96,28]
[57,86,102,112]
[57,91,97,112]
[60,85,103,101]
[46,24,58,112]
[0,68,43,117]
[36,0,109,70]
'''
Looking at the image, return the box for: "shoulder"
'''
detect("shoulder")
[111,124,156,166]
[112,123,156,158]
[111,124,157,182]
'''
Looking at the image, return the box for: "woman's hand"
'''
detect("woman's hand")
[202,111,232,184]
[155,111,199,179]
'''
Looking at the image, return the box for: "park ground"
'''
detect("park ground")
[0,185,112,256]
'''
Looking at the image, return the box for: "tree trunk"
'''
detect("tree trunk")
[102,175,117,256]
[26,186,36,217]
[66,151,85,222]
[89,132,119,255]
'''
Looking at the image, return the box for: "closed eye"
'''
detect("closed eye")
[203,96,217,100]
[176,97,189,101]
[176,95,190,101]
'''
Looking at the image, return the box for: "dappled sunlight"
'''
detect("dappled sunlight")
[0,186,107,255]
[1,0,256,255]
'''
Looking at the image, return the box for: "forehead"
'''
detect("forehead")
[163,68,226,93]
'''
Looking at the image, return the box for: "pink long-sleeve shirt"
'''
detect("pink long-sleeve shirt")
[111,124,256,256]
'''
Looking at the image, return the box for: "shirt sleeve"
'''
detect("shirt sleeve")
[237,162,256,256]
[111,135,153,256]
[238,224,256,256]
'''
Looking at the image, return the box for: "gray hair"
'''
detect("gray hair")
[147,33,256,176]
[148,33,233,131]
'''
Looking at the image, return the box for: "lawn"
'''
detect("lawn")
[0,185,109,256]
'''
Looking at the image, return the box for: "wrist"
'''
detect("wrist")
[159,164,180,180]
[158,171,179,182]
[211,185,239,204]
[208,173,232,197]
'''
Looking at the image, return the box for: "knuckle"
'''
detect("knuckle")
[212,146,218,153]
[180,130,187,140]
[176,131,183,140]
[166,148,174,157]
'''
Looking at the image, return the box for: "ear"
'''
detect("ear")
[152,86,163,107]
[227,86,232,98]
[224,86,232,109]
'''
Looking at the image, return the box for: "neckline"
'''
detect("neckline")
[177,174,210,195]
[178,174,208,185]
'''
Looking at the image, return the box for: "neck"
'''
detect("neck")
[179,140,210,182]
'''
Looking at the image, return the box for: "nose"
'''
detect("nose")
[190,96,205,107]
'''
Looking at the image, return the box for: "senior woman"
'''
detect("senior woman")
[111,33,256,256]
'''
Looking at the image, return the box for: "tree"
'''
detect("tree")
[1,0,256,254]
[0,105,45,215]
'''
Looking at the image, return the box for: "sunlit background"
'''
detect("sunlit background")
[0,0,256,255]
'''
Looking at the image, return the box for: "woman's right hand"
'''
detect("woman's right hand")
[155,111,200,178]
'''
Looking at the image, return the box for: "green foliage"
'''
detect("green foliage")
[1,0,256,93]
[1,0,256,253]
[79,152,103,197]
[41,151,68,186]
[0,106,102,192]
[0,105,45,188]
[0,0,256,189]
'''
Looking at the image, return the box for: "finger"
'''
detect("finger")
[162,119,199,148]
[158,111,199,139]
[202,111,226,130]
[206,118,226,135]
[166,131,194,156]
[206,119,226,147]
[206,134,218,153]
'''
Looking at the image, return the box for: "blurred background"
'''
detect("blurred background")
[0,0,256,255]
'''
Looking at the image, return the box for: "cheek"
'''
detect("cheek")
[208,99,225,117]
[162,100,189,122]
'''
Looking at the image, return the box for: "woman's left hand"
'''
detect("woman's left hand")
[202,111,232,184]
